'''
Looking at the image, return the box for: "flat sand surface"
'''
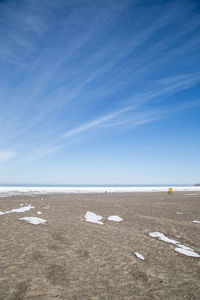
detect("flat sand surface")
[0,192,200,299]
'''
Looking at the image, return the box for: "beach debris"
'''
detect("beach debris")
[84,211,104,225]
[192,220,200,224]
[176,212,183,215]
[108,215,123,222]
[0,205,35,215]
[19,217,47,225]
[149,232,200,257]
[37,211,42,215]
[134,252,145,260]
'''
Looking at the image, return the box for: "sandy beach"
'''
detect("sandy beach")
[0,192,200,299]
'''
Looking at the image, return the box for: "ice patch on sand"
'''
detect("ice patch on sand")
[19,217,47,225]
[174,248,200,257]
[134,252,145,260]
[149,232,199,257]
[85,211,104,225]
[0,205,34,215]
[108,215,123,222]
[37,211,42,215]
[176,212,183,215]
[149,232,179,246]
[43,205,49,209]
[177,244,193,251]
[192,220,200,224]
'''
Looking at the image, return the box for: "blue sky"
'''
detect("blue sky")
[0,0,200,185]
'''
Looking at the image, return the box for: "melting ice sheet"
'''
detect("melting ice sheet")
[0,205,34,215]
[0,186,200,197]
[85,211,104,225]
[149,232,200,257]
[108,215,123,222]
[19,217,47,225]
[134,252,145,260]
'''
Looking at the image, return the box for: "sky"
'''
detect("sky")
[0,0,200,185]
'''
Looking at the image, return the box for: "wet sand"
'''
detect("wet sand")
[0,192,200,299]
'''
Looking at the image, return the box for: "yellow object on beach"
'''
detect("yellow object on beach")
[168,188,173,194]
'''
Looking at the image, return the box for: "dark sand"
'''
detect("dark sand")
[0,192,200,300]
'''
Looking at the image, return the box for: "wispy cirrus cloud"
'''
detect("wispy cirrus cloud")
[0,151,16,163]
[0,0,200,173]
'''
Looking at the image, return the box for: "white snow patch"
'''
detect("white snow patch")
[174,248,200,257]
[19,217,47,225]
[134,252,145,260]
[149,231,199,257]
[108,215,123,222]
[176,212,183,215]
[37,211,42,215]
[175,235,180,238]
[43,205,49,209]
[177,244,193,251]
[85,211,104,225]
[149,232,179,246]
[0,205,35,215]
[192,220,200,224]
[20,204,24,206]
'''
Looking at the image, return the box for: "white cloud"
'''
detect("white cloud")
[0,151,16,163]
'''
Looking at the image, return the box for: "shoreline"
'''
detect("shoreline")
[0,186,200,197]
